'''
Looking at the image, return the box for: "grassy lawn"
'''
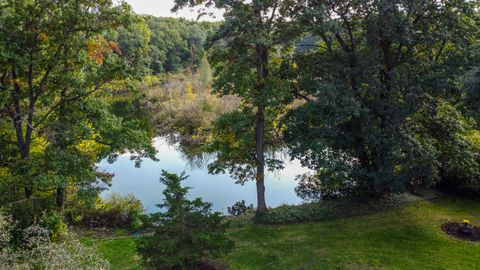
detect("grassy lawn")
[89,197,480,269]
[84,237,141,270]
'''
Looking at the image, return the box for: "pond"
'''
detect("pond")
[99,137,310,213]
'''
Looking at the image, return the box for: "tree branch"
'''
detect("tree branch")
[33,82,108,129]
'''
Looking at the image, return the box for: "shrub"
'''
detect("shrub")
[136,171,233,269]
[40,211,68,242]
[97,193,145,229]
[68,193,145,230]
[0,210,12,249]
[257,193,421,224]
[0,211,109,270]
[228,200,254,216]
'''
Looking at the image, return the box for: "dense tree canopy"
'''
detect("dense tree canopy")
[283,0,480,197]
[138,16,216,74]
[0,0,155,223]
[100,15,217,75]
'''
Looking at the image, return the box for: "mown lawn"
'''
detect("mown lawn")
[89,197,480,270]
[84,237,141,270]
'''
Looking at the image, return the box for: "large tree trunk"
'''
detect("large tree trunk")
[11,65,35,199]
[255,40,269,215]
[255,105,267,215]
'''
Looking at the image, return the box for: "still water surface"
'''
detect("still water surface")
[99,137,309,213]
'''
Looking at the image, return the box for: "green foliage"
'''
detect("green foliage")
[207,110,257,182]
[227,200,254,216]
[0,0,156,224]
[0,211,110,270]
[284,0,480,195]
[463,49,480,119]
[136,171,233,270]
[110,15,218,75]
[68,193,145,230]
[40,211,68,242]
[114,228,127,237]
[143,16,217,74]
[0,210,12,249]
[206,109,285,183]
[295,172,359,201]
[175,0,298,215]
[257,193,420,225]
[410,100,480,192]
[112,16,152,77]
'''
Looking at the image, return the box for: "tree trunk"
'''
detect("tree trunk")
[19,143,33,198]
[255,105,267,215]
[55,88,68,209]
[18,134,32,198]
[255,40,268,215]
[56,186,65,209]
[11,65,34,199]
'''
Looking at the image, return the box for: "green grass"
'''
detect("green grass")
[84,237,141,270]
[89,197,480,270]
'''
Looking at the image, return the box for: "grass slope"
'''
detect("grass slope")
[91,197,480,270]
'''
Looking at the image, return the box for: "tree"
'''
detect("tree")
[283,0,480,195]
[174,0,294,215]
[464,49,480,120]
[136,171,233,270]
[0,0,155,222]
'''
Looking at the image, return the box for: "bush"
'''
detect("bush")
[0,210,109,270]
[409,101,480,194]
[97,193,145,229]
[0,210,12,249]
[136,171,233,269]
[228,200,254,216]
[68,193,145,230]
[257,193,421,224]
[40,211,68,242]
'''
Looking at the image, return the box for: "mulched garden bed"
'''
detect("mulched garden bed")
[442,222,480,242]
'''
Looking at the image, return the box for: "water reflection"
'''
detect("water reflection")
[99,137,309,213]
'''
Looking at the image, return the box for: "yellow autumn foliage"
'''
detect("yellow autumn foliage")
[186,82,195,101]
